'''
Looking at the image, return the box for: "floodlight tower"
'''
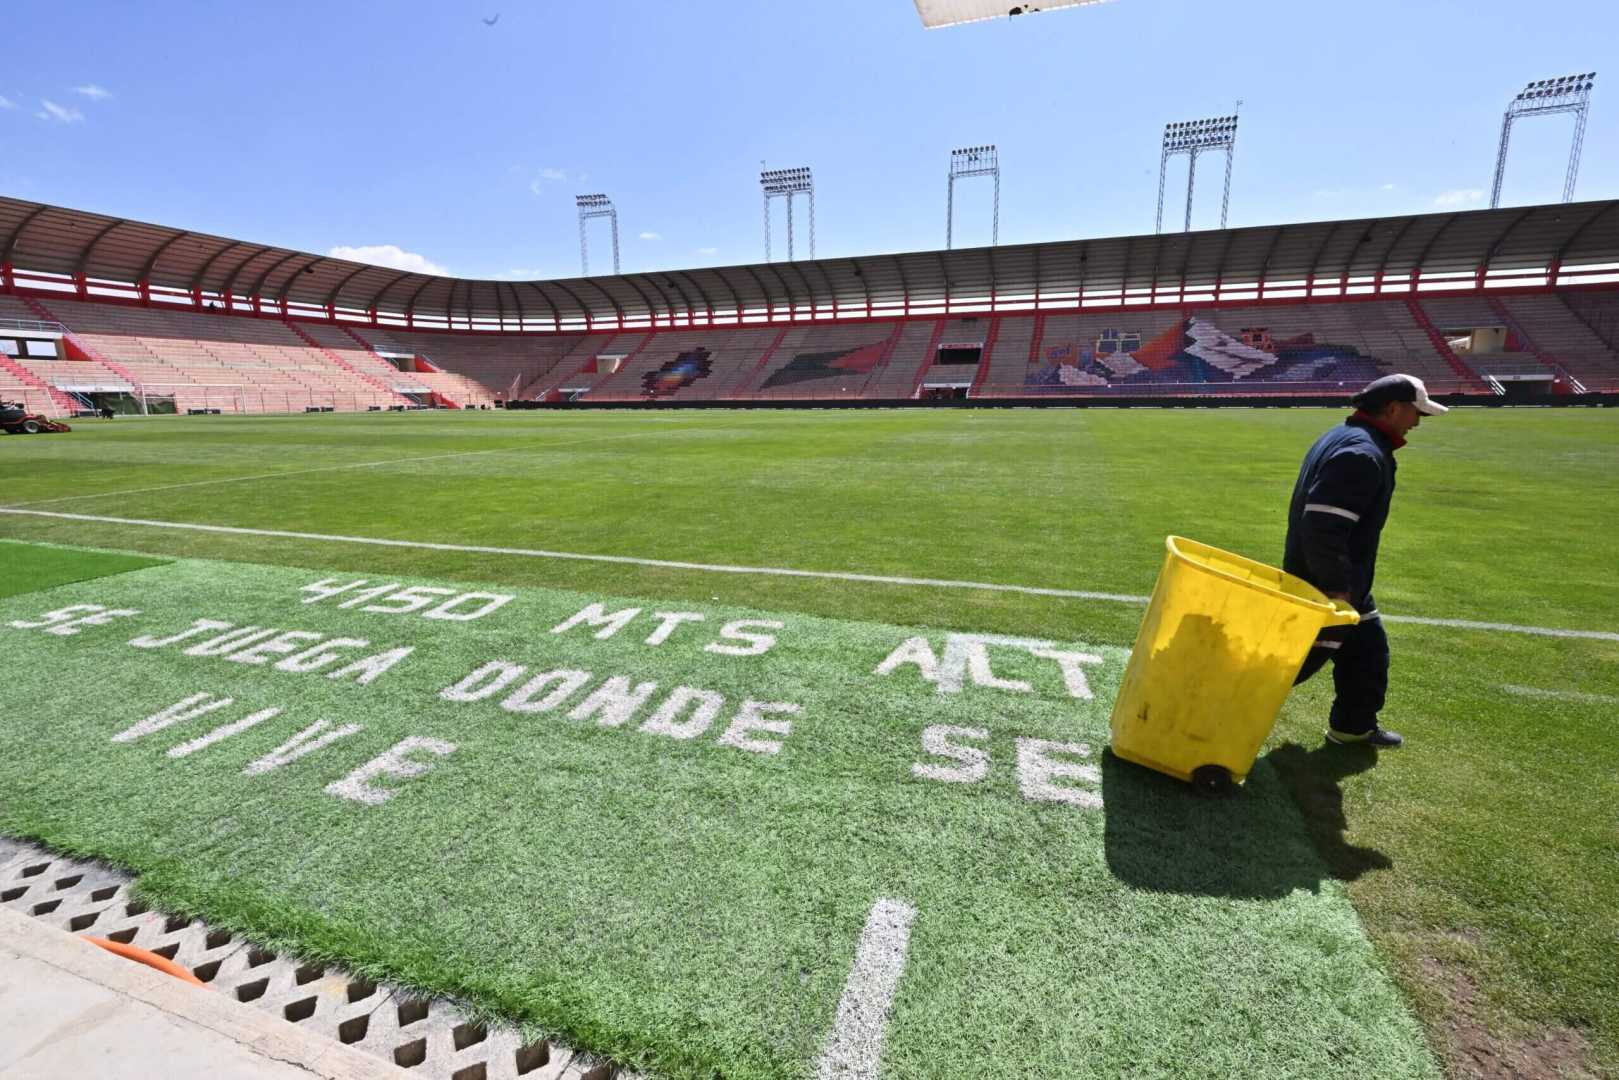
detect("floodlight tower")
[946,145,1000,249]
[1490,73,1597,208]
[576,193,620,276]
[1156,113,1240,233]
[760,166,815,261]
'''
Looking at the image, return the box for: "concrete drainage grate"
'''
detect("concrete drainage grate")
[0,839,639,1080]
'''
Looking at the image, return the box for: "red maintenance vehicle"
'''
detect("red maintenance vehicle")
[0,400,72,435]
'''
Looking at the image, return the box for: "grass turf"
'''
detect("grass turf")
[0,408,1615,1076]
[0,554,1430,1079]
[0,539,167,597]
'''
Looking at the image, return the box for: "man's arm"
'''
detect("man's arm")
[1299,450,1381,599]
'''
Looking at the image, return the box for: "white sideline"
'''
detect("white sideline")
[0,508,1615,642]
[1502,684,1619,705]
[1384,615,1619,641]
[814,898,917,1080]
[0,509,1151,603]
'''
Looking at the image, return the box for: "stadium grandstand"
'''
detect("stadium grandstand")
[2,193,1617,415]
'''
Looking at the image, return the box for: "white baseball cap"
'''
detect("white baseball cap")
[1353,373,1449,416]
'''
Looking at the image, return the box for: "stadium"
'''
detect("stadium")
[1,195,1617,413]
[1,3,1616,1080]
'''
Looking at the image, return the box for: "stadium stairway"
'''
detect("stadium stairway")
[654,326,782,402]
[844,320,931,399]
[1500,293,1619,391]
[327,325,488,406]
[762,321,910,401]
[282,321,416,407]
[974,313,1037,398]
[1417,296,1550,388]
[1404,298,1490,391]
[0,351,74,415]
[588,330,711,401]
[710,327,790,401]
[349,326,583,403]
[32,300,401,412]
[967,317,1002,396]
[913,318,971,399]
[521,332,650,401]
[14,297,141,412]
[1482,296,1581,390]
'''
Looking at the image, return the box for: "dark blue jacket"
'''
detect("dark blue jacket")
[1283,415,1397,613]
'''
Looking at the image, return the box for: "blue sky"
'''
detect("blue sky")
[2,0,1614,282]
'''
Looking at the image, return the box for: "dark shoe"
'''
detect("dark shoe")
[1327,726,1403,748]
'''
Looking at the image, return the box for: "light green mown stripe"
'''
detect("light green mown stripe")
[0,555,1434,1080]
[0,539,169,599]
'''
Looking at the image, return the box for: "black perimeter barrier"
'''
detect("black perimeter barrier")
[505,393,1619,411]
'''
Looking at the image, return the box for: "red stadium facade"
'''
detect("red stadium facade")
[1,195,1616,415]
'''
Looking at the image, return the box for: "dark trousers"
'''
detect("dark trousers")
[1293,616,1389,736]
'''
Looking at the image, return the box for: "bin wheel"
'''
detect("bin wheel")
[1190,765,1232,797]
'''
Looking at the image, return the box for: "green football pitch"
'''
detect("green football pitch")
[1,408,1615,1079]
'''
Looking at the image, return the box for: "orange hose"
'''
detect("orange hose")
[81,936,208,988]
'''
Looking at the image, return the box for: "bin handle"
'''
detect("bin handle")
[1325,601,1362,627]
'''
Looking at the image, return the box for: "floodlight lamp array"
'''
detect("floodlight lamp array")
[760,167,813,195]
[575,193,613,210]
[1515,72,1596,101]
[949,145,999,180]
[1162,115,1238,152]
[951,145,996,163]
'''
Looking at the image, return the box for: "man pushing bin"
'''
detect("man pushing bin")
[1285,373,1449,749]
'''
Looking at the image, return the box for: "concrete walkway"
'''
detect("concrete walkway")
[0,907,405,1079]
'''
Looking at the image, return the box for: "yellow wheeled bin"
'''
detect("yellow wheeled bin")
[1109,536,1361,791]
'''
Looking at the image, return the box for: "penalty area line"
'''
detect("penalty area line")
[0,508,1615,642]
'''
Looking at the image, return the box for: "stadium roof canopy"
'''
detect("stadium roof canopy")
[913,0,1110,29]
[1,194,1616,333]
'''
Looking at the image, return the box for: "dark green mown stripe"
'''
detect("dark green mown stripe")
[0,540,169,599]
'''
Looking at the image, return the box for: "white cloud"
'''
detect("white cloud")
[1381,183,1397,191]
[328,244,448,276]
[72,84,112,101]
[696,246,719,255]
[36,99,84,123]
[638,231,661,241]
[528,167,576,196]
[1433,188,1483,207]
[0,95,16,110]
[488,267,549,280]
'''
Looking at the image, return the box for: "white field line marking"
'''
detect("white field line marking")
[815,898,917,1080]
[0,507,1615,642]
[1382,615,1619,642]
[0,510,1150,603]
[1502,684,1619,705]
[4,425,709,509]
